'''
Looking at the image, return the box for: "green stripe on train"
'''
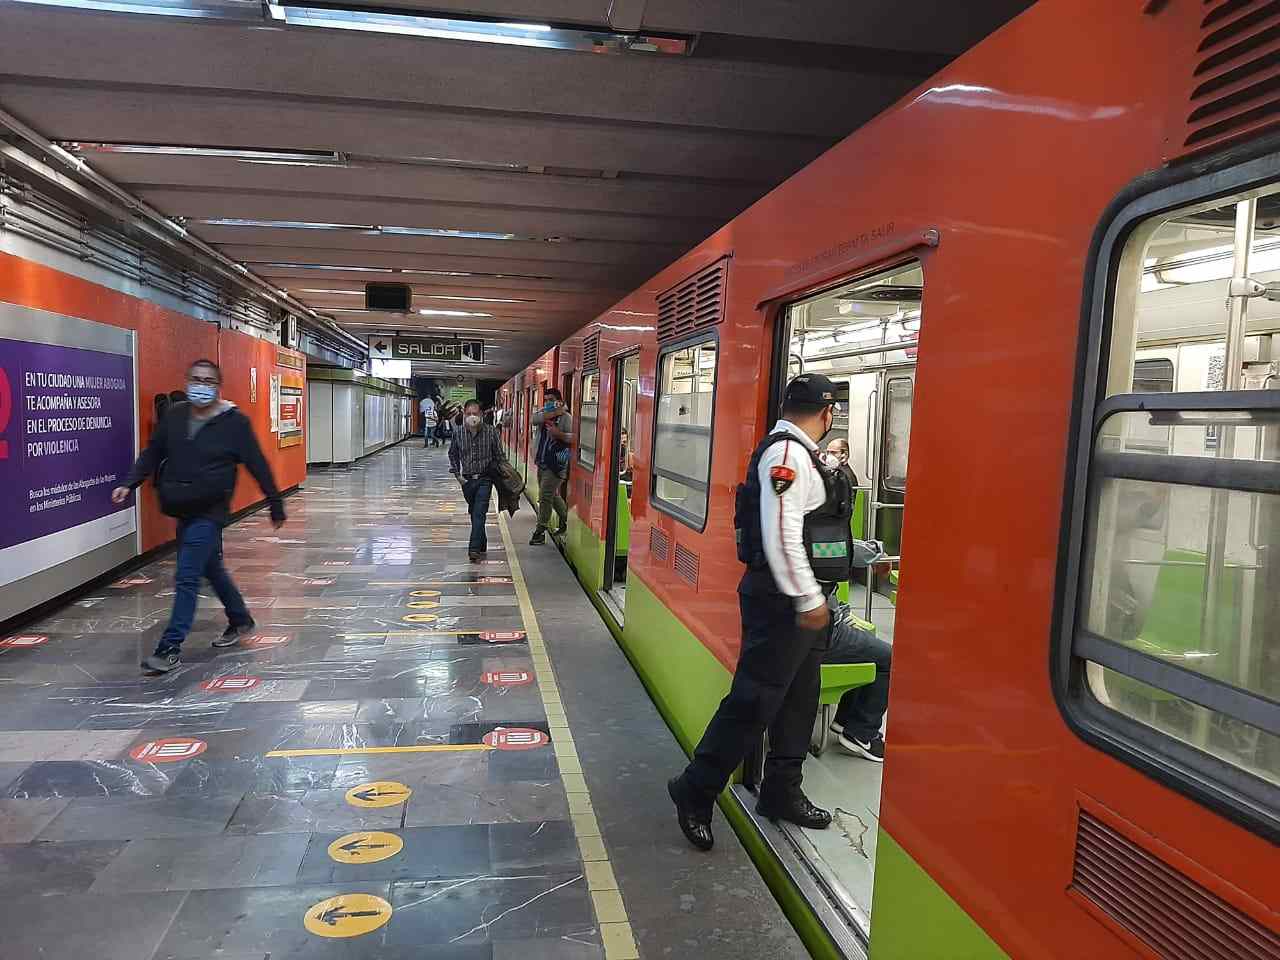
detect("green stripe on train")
[870,831,1010,959]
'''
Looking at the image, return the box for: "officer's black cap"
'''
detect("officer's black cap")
[784,374,839,406]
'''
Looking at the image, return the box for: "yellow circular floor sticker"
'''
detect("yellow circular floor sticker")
[304,893,392,938]
[402,613,437,623]
[328,831,403,864]
[405,600,439,609]
[345,780,413,808]
[409,590,441,598]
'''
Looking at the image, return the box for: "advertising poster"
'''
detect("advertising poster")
[276,350,305,449]
[0,310,137,589]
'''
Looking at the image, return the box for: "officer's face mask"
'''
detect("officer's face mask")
[818,405,836,444]
[186,382,218,407]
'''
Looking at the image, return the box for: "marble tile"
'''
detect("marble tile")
[89,832,310,892]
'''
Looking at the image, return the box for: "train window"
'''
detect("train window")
[1062,167,1280,834]
[652,336,718,528]
[882,377,913,493]
[578,371,599,469]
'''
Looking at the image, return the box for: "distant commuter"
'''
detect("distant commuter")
[420,394,439,448]
[619,427,635,485]
[823,438,860,491]
[112,359,285,674]
[448,398,507,563]
[669,374,874,851]
[529,388,572,545]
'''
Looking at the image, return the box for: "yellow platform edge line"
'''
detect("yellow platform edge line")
[497,511,639,960]
[266,744,494,758]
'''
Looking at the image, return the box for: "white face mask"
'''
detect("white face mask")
[464,414,482,429]
[821,452,839,469]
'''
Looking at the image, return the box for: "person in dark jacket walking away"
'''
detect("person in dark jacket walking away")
[112,359,286,674]
[529,388,572,545]
[448,399,507,563]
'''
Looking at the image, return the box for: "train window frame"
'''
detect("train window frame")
[577,369,600,471]
[650,331,720,531]
[1056,149,1280,842]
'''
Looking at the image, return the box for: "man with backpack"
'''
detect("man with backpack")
[529,388,572,545]
[112,359,285,674]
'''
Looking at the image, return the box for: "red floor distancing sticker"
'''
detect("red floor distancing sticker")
[130,737,208,763]
[111,576,153,588]
[200,675,262,692]
[480,630,526,644]
[303,578,335,586]
[483,727,550,750]
[482,671,533,687]
[475,577,513,584]
[0,634,49,648]
[242,633,292,648]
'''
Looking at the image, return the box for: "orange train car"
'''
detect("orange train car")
[503,2,1280,957]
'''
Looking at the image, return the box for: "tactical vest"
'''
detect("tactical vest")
[734,431,854,584]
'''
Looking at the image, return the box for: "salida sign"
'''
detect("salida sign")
[383,337,484,364]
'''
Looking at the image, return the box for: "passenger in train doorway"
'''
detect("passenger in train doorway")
[669,373,873,851]
[420,393,439,448]
[448,399,507,563]
[824,606,890,761]
[112,359,286,674]
[529,388,572,545]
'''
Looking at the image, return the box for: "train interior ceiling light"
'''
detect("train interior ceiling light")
[15,0,693,55]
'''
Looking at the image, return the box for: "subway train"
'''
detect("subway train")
[501,3,1280,958]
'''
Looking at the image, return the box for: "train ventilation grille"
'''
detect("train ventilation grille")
[1181,0,1280,156]
[582,332,600,370]
[649,526,670,564]
[673,544,700,588]
[657,257,729,344]
[1071,810,1280,960]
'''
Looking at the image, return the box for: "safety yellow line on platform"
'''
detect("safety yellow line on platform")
[265,744,494,758]
[496,511,639,960]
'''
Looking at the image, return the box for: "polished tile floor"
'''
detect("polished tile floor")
[0,445,600,959]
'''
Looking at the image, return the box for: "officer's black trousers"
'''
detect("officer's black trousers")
[682,590,829,809]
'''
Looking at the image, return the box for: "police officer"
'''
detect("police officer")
[669,373,861,850]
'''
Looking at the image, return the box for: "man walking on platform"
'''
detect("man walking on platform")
[112,359,286,674]
[420,393,439,447]
[529,388,572,545]
[668,374,863,851]
[448,398,507,563]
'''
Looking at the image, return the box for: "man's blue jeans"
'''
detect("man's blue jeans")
[825,615,892,741]
[462,478,493,554]
[156,518,251,656]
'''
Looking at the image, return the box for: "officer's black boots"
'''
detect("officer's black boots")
[756,790,833,830]
[668,777,714,851]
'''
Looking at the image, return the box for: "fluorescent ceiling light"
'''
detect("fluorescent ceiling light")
[421,295,535,304]
[418,309,492,317]
[195,218,544,242]
[276,7,689,55]
[297,288,363,295]
[253,263,394,272]
[251,263,552,281]
[62,143,346,166]
[12,0,257,18]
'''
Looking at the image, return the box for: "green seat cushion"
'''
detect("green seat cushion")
[819,663,876,705]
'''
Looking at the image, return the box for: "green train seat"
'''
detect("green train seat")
[615,481,632,556]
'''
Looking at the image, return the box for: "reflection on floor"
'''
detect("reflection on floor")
[794,579,896,933]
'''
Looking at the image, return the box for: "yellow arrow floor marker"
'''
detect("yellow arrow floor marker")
[267,743,493,759]
[409,590,442,598]
[328,831,403,864]
[402,613,438,623]
[405,600,439,610]
[304,893,392,938]
[345,780,413,808]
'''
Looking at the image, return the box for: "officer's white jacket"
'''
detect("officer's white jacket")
[756,419,828,613]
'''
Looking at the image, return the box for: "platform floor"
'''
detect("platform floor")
[0,442,805,960]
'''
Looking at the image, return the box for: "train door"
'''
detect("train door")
[602,353,640,617]
[523,384,537,485]
[749,260,922,946]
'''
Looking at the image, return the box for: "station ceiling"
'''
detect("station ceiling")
[0,0,1031,377]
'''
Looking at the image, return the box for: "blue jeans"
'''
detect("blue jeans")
[462,478,493,554]
[825,614,892,741]
[156,518,250,655]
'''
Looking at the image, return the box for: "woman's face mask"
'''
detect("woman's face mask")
[186,383,218,407]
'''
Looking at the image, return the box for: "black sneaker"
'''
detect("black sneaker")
[141,653,180,674]
[212,619,256,648]
[837,732,885,763]
[468,552,481,564]
[529,530,546,545]
[756,791,832,830]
